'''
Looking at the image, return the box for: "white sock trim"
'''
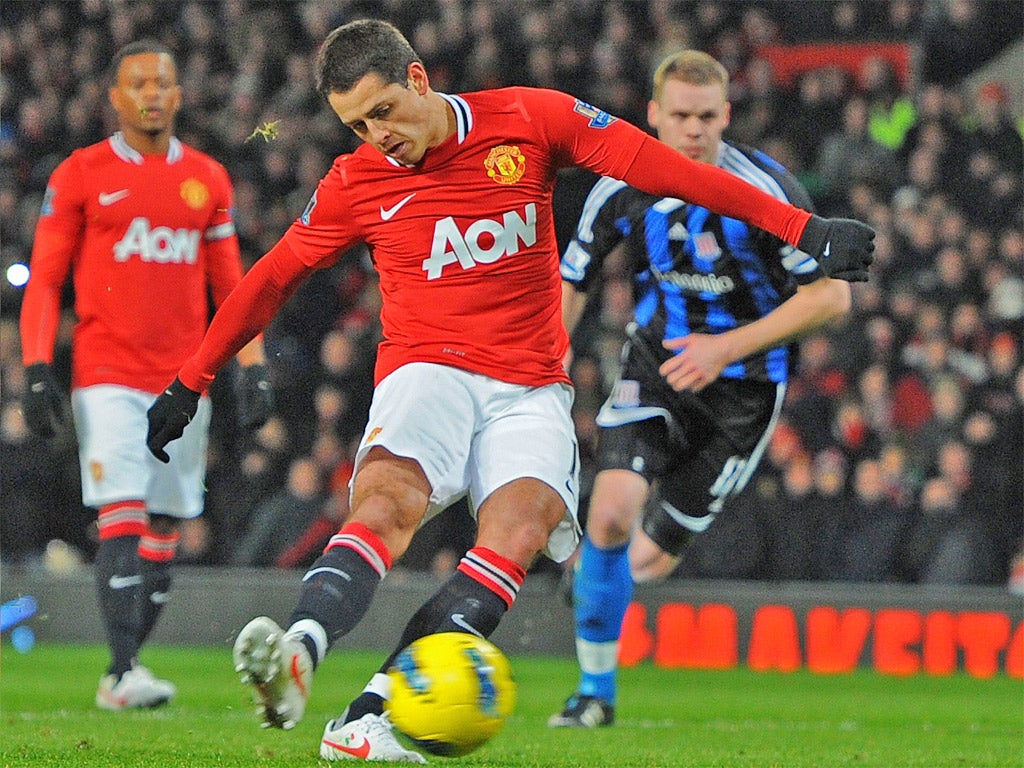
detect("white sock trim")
[286,619,328,665]
[576,637,619,675]
[362,672,392,701]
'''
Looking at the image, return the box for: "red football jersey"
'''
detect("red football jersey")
[178,87,810,392]
[20,133,243,393]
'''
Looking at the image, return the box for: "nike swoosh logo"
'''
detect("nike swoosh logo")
[823,240,831,258]
[450,613,484,637]
[322,735,371,759]
[290,653,309,698]
[108,574,143,589]
[99,190,130,206]
[379,193,415,221]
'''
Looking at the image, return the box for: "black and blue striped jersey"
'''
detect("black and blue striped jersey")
[561,141,822,385]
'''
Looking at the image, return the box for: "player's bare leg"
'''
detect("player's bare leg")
[237,449,428,734]
[323,477,565,762]
[628,528,681,583]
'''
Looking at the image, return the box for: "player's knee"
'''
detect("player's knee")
[586,503,636,547]
[352,449,431,537]
[629,524,681,583]
[629,547,679,584]
[476,479,564,566]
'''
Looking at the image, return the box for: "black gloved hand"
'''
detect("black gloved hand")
[22,362,64,437]
[235,363,274,430]
[797,215,876,283]
[146,377,202,463]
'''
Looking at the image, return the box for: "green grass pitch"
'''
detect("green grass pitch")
[1,642,1020,767]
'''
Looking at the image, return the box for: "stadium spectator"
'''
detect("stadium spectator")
[820,457,911,582]
[813,94,900,214]
[230,457,325,568]
[16,38,272,712]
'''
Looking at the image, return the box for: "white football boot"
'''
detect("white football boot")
[232,616,313,730]
[95,664,176,710]
[320,712,426,763]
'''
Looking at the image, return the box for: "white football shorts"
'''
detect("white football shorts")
[354,362,582,562]
[71,384,211,518]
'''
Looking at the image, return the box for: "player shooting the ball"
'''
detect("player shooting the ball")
[146,19,873,762]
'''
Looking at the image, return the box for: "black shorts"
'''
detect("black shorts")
[596,376,784,555]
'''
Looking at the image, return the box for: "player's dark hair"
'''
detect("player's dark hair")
[315,19,421,98]
[109,39,176,83]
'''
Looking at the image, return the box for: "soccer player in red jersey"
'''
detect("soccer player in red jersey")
[19,40,272,711]
[145,20,874,760]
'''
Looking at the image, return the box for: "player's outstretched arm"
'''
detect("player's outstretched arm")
[147,241,313,460]
[618,134,876,280]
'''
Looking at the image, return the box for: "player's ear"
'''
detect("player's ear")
[646,99,660,131]
[407,62,429,95]
[108,84,126,114]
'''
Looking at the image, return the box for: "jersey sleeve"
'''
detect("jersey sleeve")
[203,160,245,309]
[559,176,630,290]
[529,88,814,249]
[620,134,812,248]
[524,88,647,180]
[20,154,86,364]
[281,158,364,269]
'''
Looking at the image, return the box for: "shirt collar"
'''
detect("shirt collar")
[382,92,474,168]
[109,131,183,165]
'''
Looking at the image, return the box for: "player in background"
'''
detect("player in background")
[548,50,854,728]
[144,20,873,762]
[19,39,272,710]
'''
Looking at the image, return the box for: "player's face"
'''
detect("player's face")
[109,52,181,138]
[647,79,730,164]
[328,63,437,165]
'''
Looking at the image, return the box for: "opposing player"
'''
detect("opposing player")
[145,20,873,761]
[19,39,271,710]
[548,50,854,728]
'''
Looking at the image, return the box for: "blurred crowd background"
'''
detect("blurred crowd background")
[1,0,1021,589]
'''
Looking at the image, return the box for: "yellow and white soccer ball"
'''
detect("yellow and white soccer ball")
[386,632,516,757]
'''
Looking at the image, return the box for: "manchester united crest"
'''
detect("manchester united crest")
[484,145,526,185]
[180,178,210,210]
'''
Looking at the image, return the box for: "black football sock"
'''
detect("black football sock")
[137,521,179,647]
[95,535,143,678]
[375,547,525,675]
[137,559,172,646]
[343,690,387,722]
[288,523,391,667]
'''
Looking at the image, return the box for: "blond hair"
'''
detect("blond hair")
[652,50,729,101]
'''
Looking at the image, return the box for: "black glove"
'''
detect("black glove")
[146,377,202,463]
[235,363,274,430]
[797,215,876,283]
[22,362,64,437]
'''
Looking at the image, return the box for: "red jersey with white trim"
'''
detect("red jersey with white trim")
[20,133,243,393]
[177,87,811,393]
[285,88,645,387]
